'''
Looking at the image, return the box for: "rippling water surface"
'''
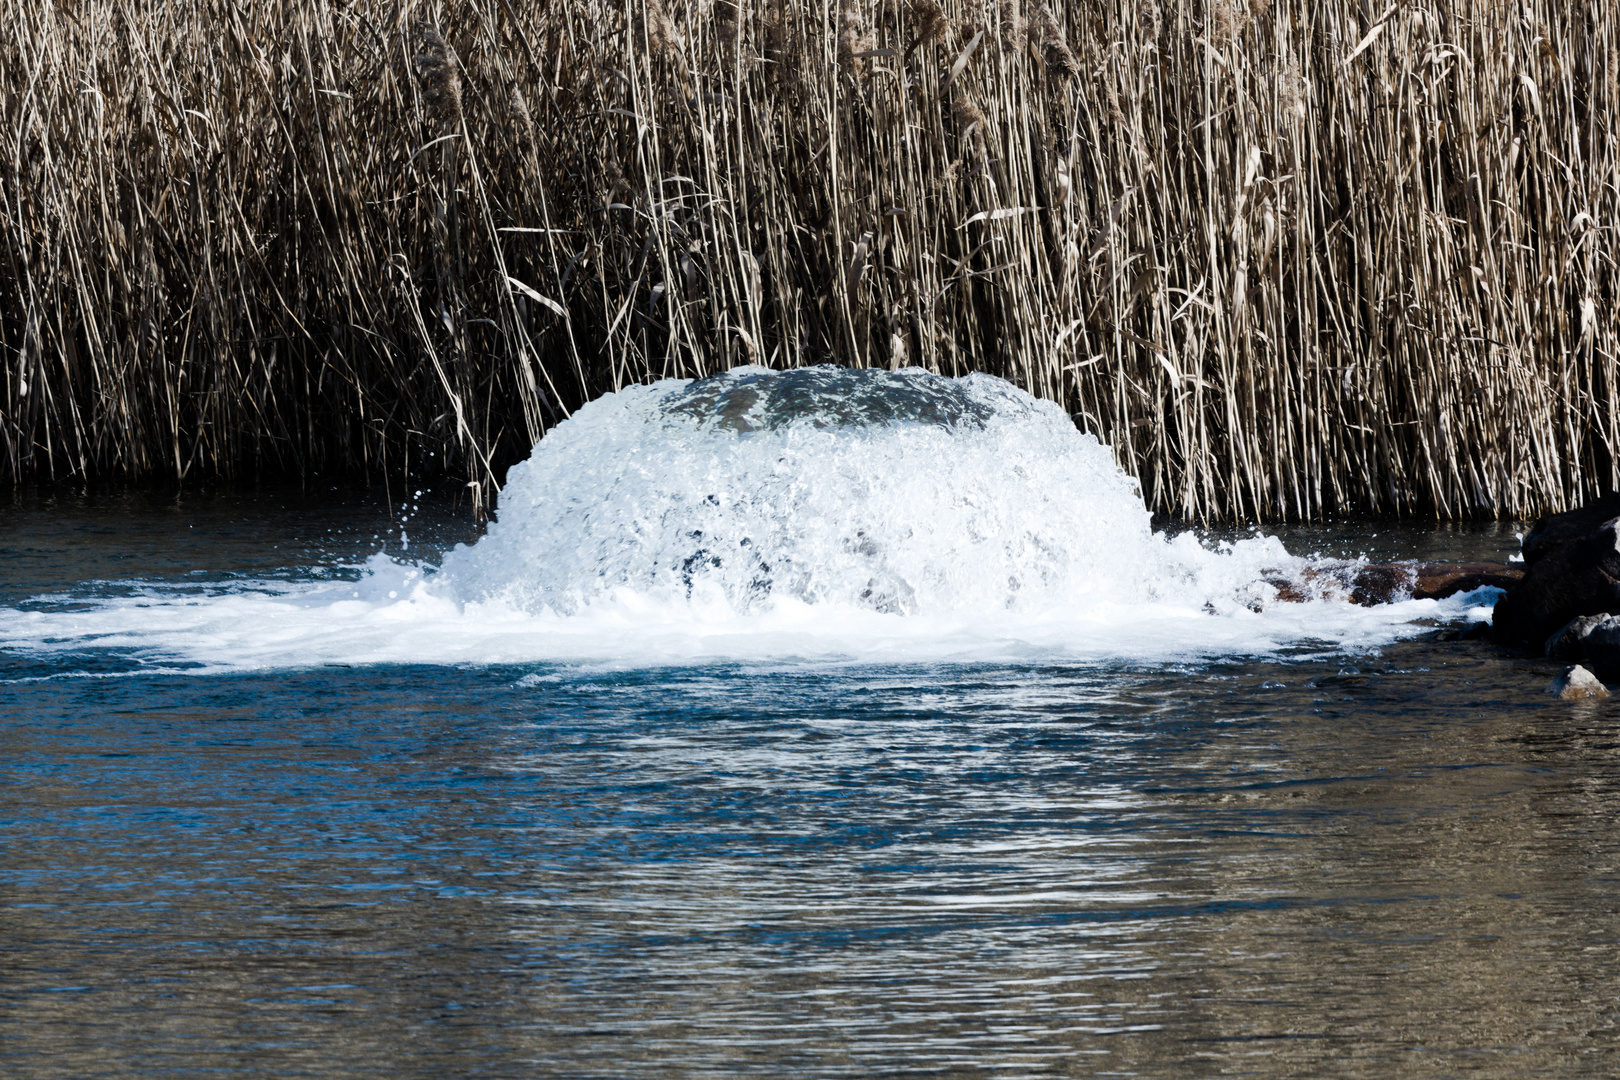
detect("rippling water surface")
[4,490,1617,1078]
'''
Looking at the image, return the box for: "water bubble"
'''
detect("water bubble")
[438,366,1301,622]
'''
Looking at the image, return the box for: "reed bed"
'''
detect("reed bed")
[2,0,1616,519]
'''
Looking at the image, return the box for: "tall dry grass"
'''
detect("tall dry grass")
[2,0,1616,519]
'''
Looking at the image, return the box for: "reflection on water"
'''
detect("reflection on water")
[5,646,1619,1078]
[1,491,1614,1076]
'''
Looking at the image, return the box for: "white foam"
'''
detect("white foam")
[0,369,1495,675]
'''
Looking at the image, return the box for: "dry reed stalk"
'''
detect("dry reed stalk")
[1,0,1616,521]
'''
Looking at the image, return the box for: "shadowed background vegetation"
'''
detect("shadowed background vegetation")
[3,0,1616,518]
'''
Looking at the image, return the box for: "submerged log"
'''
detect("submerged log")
[1266,562,1522,606]
[1409,563,1526,601]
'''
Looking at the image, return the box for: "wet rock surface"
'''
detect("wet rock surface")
[1548,664,1610,701]
[1583,616,1620,681]
[1492,494,1620,649]
[1544,613,1612,662]
[1408,563,1524,601]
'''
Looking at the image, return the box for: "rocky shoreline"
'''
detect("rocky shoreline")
[1263,498,1620,702]
[1487,495,1620,699]
[1313,496,1620,702]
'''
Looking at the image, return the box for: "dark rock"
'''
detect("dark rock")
[1544,613,1611,660]
[1584,616,1620,681]
[1521,493,1620,564]
[1347,564,1415,606]
[1548,664,1610,701]
[1491,496,1620,649]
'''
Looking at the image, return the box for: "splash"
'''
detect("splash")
[440,366,1281,617]
[0,368,1494,674]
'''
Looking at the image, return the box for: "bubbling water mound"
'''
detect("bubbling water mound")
[662,364,995,432]
[0,366,1501,674]
[438,366,1296,618]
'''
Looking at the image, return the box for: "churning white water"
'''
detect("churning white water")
[440,366,1274,617]
[0,367,1494,673]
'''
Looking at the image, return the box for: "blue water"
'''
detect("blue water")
[3,490,1617,1077]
